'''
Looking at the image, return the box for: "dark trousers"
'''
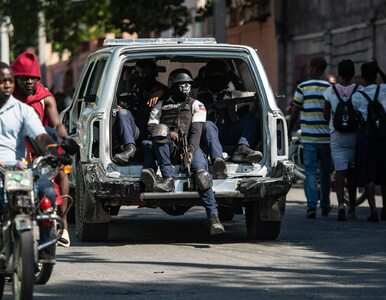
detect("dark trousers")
[217,112,258,147]
[201,121,223,160]
[202,113,258,159]
[116,109,137,145]
[153,140,219,216]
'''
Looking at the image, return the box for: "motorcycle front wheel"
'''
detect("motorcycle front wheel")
[35,262,54,285]
[35,226,56,285]
[0,275,5,298]
[12,230,34,300]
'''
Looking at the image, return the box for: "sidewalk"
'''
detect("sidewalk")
[287,182,384,209]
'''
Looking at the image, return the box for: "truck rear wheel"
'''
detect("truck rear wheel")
[218,206,234,221]
[75,164,109,242]
[245,201,281,240]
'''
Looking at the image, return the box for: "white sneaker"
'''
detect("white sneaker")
[58,229,70,248]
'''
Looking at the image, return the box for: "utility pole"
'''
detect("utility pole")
[213,0,226,43]
[38,10,47,85]
[0,16,11,64]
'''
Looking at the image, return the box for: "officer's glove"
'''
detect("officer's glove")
[62,137,80,155]
[46,144,60,156]
[58,154,72,166]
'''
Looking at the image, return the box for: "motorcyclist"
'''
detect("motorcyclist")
[141,68,225,235]
[0,62,60,258]
[198,59,262,163]
[11,51,78,247]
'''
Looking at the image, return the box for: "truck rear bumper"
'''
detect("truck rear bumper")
[82,160,294,205]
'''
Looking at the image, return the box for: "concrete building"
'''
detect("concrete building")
[276,0,386,97]
[40,0,386,110]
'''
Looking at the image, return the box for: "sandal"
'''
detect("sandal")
[58,229,70,248]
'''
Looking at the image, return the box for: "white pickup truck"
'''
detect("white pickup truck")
[61,38,295,242]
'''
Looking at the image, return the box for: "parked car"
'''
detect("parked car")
[61,38,295,242]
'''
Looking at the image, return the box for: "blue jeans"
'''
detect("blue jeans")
[217,112,258,147]
[116,109,137,145]
[303,143,332,210]
[201,121,223,160]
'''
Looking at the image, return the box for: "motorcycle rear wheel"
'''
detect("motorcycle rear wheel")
[12,230,34,300]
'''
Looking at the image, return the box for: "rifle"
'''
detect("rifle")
[179,130,194,191]
[213,95,257,123]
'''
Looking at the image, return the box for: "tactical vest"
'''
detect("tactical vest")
[160,97,194,134]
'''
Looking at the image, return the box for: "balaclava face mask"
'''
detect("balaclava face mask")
[172,82,191,102]
[207,74,229,93]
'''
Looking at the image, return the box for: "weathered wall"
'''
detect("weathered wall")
[285,0,386,36]
[227,17,278,93]
[281,0,386,96]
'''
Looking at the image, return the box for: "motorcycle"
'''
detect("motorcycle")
[35,155,75,285]
[289,129,305,180]
[0,155,64,299]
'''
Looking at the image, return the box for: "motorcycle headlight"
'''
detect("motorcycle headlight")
[33,155,60,180]
[4,169,33,191]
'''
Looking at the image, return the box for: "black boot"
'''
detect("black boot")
[231,144,262,163]
[141,168,157,192]
[208,214,225,235]
[213,157,227,179]
[155,177,175,192]
[114,144,136,163]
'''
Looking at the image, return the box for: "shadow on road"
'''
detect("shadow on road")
[4,187,383,300]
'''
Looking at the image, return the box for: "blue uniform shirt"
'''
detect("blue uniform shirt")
[0,96,46,166]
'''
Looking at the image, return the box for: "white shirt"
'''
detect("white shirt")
[352,84,386,121]
[324,83,362,132]
[0,96,46,165]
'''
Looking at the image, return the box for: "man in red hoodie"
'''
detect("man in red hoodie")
[11,51,76,247]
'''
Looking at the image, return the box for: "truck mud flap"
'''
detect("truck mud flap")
[238,177,291,200]
[238,178,291,222]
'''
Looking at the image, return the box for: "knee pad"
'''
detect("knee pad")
[194,169,213,191]
[151,124,169,144]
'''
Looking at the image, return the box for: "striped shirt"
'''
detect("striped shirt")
[293,79,331,143]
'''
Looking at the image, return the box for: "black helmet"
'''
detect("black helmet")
[135,59,157,77]
[204,59,228,78]
[168,68,193,88]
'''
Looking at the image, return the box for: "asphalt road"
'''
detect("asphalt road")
[3,184,386,299]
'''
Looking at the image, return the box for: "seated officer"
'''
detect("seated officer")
[114,60,167,163]
[198,59,262,163]
[140,68,225,235]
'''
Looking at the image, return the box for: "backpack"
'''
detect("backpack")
[332,84,359,132]
[358,85,386,141]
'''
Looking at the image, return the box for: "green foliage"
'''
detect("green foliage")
[110,0,189,37]
[0,0,41,59]
[0,0,189,56]
[195,0,214,22]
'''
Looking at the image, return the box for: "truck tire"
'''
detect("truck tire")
[245,201,281,241]
[218,206,234,221]
[277,195,286,216]
[75,164,109,242]
[66,188,76,223]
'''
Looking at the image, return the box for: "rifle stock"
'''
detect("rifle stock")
[214,95,256,123]
[180,131,194,191]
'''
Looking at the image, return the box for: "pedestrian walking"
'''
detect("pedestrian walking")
[288,56,332,218]
[351,61,386,222]
[323,59,361,221]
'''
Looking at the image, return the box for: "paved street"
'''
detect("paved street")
[3,184,386,299]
